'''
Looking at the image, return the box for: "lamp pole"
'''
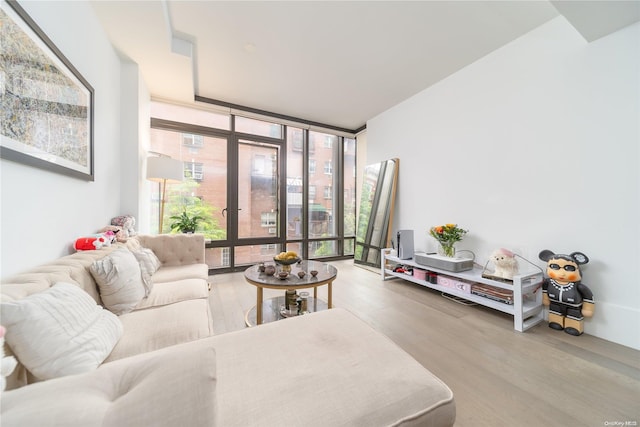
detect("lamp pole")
[159,178,168,234]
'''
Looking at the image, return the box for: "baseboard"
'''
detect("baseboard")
[540,301,640,350]
[581,301,639,350]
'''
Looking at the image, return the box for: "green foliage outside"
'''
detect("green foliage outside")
[344,200,356,237]
[163,179,226,240]
[354,244,363,259]
[313,240,334,257]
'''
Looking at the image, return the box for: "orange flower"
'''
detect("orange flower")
[429,224,468,245]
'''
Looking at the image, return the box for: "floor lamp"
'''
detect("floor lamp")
[147,155,184,234]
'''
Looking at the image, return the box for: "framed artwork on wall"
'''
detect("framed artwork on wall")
[0,0,94,181]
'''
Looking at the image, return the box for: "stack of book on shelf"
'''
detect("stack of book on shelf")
[471,283,514,305]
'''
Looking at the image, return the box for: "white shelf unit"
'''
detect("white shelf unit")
[381,248,544,332]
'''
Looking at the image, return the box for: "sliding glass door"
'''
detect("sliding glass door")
[232,139,282,266]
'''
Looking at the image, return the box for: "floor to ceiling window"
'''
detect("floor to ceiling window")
[149,100,357,273]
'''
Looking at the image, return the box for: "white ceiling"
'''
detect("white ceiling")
[90,1,640,131]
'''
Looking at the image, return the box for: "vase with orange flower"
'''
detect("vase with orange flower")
[429,223,468,258]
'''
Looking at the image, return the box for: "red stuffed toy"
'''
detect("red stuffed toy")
[74,231,116,251]
[74,237,105,251]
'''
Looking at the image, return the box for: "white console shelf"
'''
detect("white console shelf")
[381,248,544,332]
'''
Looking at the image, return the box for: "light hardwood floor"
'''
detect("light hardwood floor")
[209,260,640,427]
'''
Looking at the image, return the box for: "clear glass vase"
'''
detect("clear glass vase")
[439,242,456,258]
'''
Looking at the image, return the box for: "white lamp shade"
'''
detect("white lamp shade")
[147,156,183,183]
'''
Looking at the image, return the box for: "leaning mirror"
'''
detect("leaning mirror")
[354,158,399,268]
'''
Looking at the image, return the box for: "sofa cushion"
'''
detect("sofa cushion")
[152,263,209,283]
[0,282,123,381]
[210,308,456,426]
[1,246,122,304]
[0,276,58,302]
[104,298,213,363]
[90,248,146,315]
[137,233,205,266]
[135,278,209,310]
[131,248,161,296]
[0,336,217,427]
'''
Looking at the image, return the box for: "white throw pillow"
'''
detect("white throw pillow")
[0,282,123,380]
[132,248,161,296]
[90,248,146,315]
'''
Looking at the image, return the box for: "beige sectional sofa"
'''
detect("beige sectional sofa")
[1,233,213,388]
[0,234,456,426]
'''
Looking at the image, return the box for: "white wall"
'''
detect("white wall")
[367,17,640,350]
[120,60,152,234]
[0,1,127,277]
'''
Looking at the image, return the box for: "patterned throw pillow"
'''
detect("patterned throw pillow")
[90,248,146,315]
[132,248,162,296]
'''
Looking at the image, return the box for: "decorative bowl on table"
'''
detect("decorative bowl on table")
[273,252,301,272]
[273,257,301,266]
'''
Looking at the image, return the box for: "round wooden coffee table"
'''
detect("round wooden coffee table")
[244,260,337,326]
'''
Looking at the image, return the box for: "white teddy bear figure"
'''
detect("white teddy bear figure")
[1,325,17,392]
[111,215,137,239]
[490,248,519,280]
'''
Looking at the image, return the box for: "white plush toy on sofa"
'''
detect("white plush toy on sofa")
[111,215,136,239]
[1,325,17,392]
[490,248,519,280]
